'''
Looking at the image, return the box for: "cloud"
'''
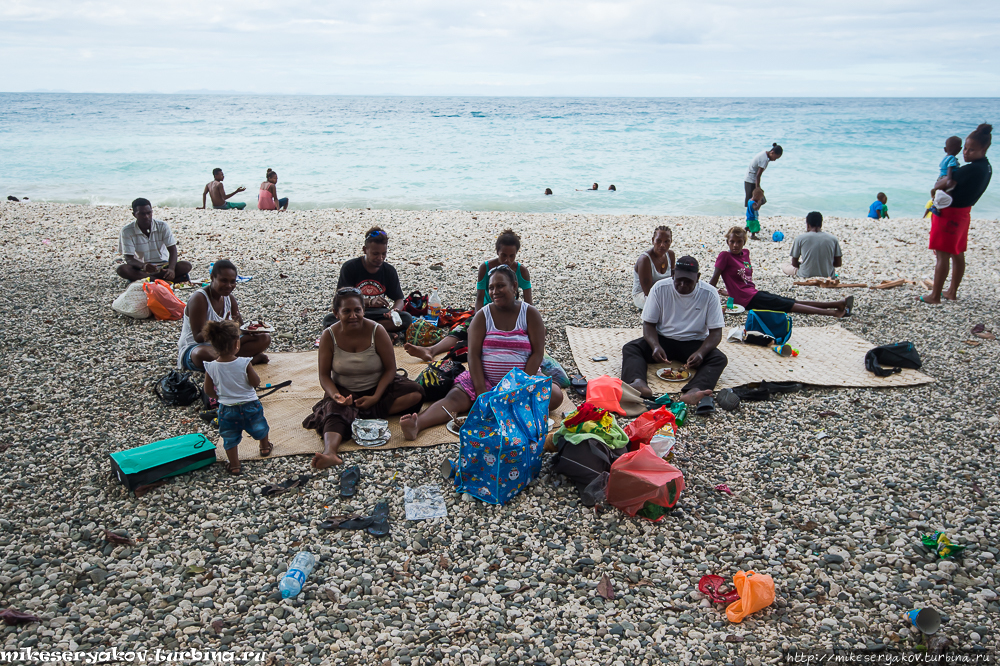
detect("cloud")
[1,0,998,94]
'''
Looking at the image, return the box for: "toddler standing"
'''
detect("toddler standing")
[202,320,273,475]
[745,187,764,240]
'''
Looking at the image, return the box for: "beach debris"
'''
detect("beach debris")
[817,410,840,417]
[596,574,615,600]
[921,532,966,559]
[972,324,995,340]
[698,574,740,604]
[211,619,225,634]
[102,529,135,546]
[714,483,734,496]
[869,279,916,290]
[793,278,867,288]
[0,609,40,626]
[261,475,311,497]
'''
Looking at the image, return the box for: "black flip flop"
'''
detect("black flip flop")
[716,388,741,412]
[261,474,311,497]
[340,465,361,498]
[843,295,854,318]
[333,516,376,530]
[319,514,363,530]
[695,395,716,416]
[570,375,588,397]
[367,501,390,538]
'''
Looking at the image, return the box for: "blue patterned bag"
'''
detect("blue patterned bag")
[454,368,552,505]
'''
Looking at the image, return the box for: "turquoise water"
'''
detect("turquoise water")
[1,94,997,218]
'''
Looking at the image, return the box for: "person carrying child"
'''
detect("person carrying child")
[926,136,963,216]
[202,320,273,475]
[710,227,853,318]
[745,187,764,240]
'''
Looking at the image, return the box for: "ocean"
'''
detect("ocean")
[1,94,997,218]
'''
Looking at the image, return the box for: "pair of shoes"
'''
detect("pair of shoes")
[570,375,588,397]
[320,501,390,537]
[261,474,311,497]
[695,389,741,416]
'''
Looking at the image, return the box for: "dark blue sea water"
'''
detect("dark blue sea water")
[0,94,997,217]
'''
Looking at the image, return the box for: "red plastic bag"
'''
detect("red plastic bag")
[143,279,185,321]
[623,406,676,447]
[606,445,685,516]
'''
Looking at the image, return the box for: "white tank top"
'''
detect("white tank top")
[632,253,672,299]
[176,288,232,368]
[203,357,257,405]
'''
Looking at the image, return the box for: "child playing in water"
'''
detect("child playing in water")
[202,320,272,475]
[710,227,852,318]
[928,136,963,216]
[745,187,764,240]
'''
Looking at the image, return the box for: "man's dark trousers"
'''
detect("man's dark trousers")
[621,335,727,394]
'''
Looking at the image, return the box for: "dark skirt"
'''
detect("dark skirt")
[302,375,425,438]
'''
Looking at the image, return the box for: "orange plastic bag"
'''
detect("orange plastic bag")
[143,279,185,321]
[726,571,775,623]
[606,445,684,516]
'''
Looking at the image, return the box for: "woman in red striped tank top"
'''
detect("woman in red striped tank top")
[400,265,563,440]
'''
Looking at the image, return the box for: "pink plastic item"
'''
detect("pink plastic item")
[715,483,734,495]
[698,575,740,604]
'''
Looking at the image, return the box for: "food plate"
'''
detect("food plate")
[241,321,275,333]
[446,418,466,437]
[723,304,746,315]
[656,367,691,382]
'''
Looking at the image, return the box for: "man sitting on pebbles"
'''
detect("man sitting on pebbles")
[621,256,738,416]
[198,168,246,210]
[116,198,192,282]
[782,212,842,278]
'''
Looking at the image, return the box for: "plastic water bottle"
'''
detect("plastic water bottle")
[428,288,443,317]
[278,551,316,599]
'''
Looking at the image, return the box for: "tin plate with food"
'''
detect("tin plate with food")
[241,320,275,333]
[656,366,692,382]
[723,304,746,315]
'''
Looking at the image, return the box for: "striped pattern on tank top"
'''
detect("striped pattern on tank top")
[481,302,533,385]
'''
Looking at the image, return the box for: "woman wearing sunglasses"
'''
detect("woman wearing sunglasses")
[400,265,562,441]
[325,226,412,334]
[303,287,425,468]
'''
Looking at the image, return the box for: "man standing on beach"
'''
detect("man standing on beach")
[620,256,738,416]
[198,168,246,210]
[116,198,192,282]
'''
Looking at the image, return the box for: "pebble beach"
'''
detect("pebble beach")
[2,202,999,664]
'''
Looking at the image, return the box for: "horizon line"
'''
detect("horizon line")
[3,91,1000,100]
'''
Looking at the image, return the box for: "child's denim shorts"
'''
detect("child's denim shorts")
[218,400,269,450]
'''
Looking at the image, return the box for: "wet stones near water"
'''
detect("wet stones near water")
[0,204,998,662]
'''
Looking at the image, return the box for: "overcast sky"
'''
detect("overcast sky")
[3,0,999,96]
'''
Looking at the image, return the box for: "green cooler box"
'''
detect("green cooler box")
[110,433,216,491]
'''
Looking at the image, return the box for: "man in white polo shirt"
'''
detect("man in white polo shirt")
[116,198,192,282]
[621,256,738,415]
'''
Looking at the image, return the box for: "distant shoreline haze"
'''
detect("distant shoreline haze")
[1,94,997,218]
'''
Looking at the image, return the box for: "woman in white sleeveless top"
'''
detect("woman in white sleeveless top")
[633,226,675,309]
[176,259,271,371]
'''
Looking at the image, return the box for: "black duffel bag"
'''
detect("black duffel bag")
[864,341,922,377]
[155,370,202,406]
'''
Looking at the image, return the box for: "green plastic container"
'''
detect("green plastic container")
[110,433,216,492]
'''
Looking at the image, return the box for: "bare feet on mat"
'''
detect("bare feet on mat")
[312,451,343,469]
[678,388,713,406]
[627,379,653,398]
[404,343,434,362]
[399,413,420,441]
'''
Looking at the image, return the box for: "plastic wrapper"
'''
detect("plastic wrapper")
[404,484,448,521]
[726,571,775,623]
[623,406,677,447]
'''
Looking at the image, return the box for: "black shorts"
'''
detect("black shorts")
[747,291,795,313]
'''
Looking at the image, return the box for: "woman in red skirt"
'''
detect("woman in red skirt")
[922,123,993,304]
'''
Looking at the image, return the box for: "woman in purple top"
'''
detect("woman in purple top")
[709,227,853,317]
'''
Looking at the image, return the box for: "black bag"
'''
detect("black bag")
[550,434,626,502]
[417,359,465,402]
[865,342,922,377]
[155,370,202,406]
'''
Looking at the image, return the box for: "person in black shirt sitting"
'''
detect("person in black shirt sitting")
[922,124,993,304]
[323,227,413,333]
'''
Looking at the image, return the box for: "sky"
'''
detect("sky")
[3,0,1000,96]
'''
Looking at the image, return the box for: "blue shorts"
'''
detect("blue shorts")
[218,400,269,451]
[180,343,210,371]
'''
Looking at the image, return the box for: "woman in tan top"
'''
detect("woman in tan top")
[303,288,424,468]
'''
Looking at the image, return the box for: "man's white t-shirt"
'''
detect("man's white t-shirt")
[745,151,770,184]
[641,279,725,341]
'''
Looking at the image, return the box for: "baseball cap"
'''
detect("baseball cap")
[674,256,699,279]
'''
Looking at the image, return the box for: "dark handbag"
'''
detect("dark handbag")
[417,359,464,402]
[403,291,428,317]
[550,434,626,500]
[156,370,202,407]
[865,342,922,377]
